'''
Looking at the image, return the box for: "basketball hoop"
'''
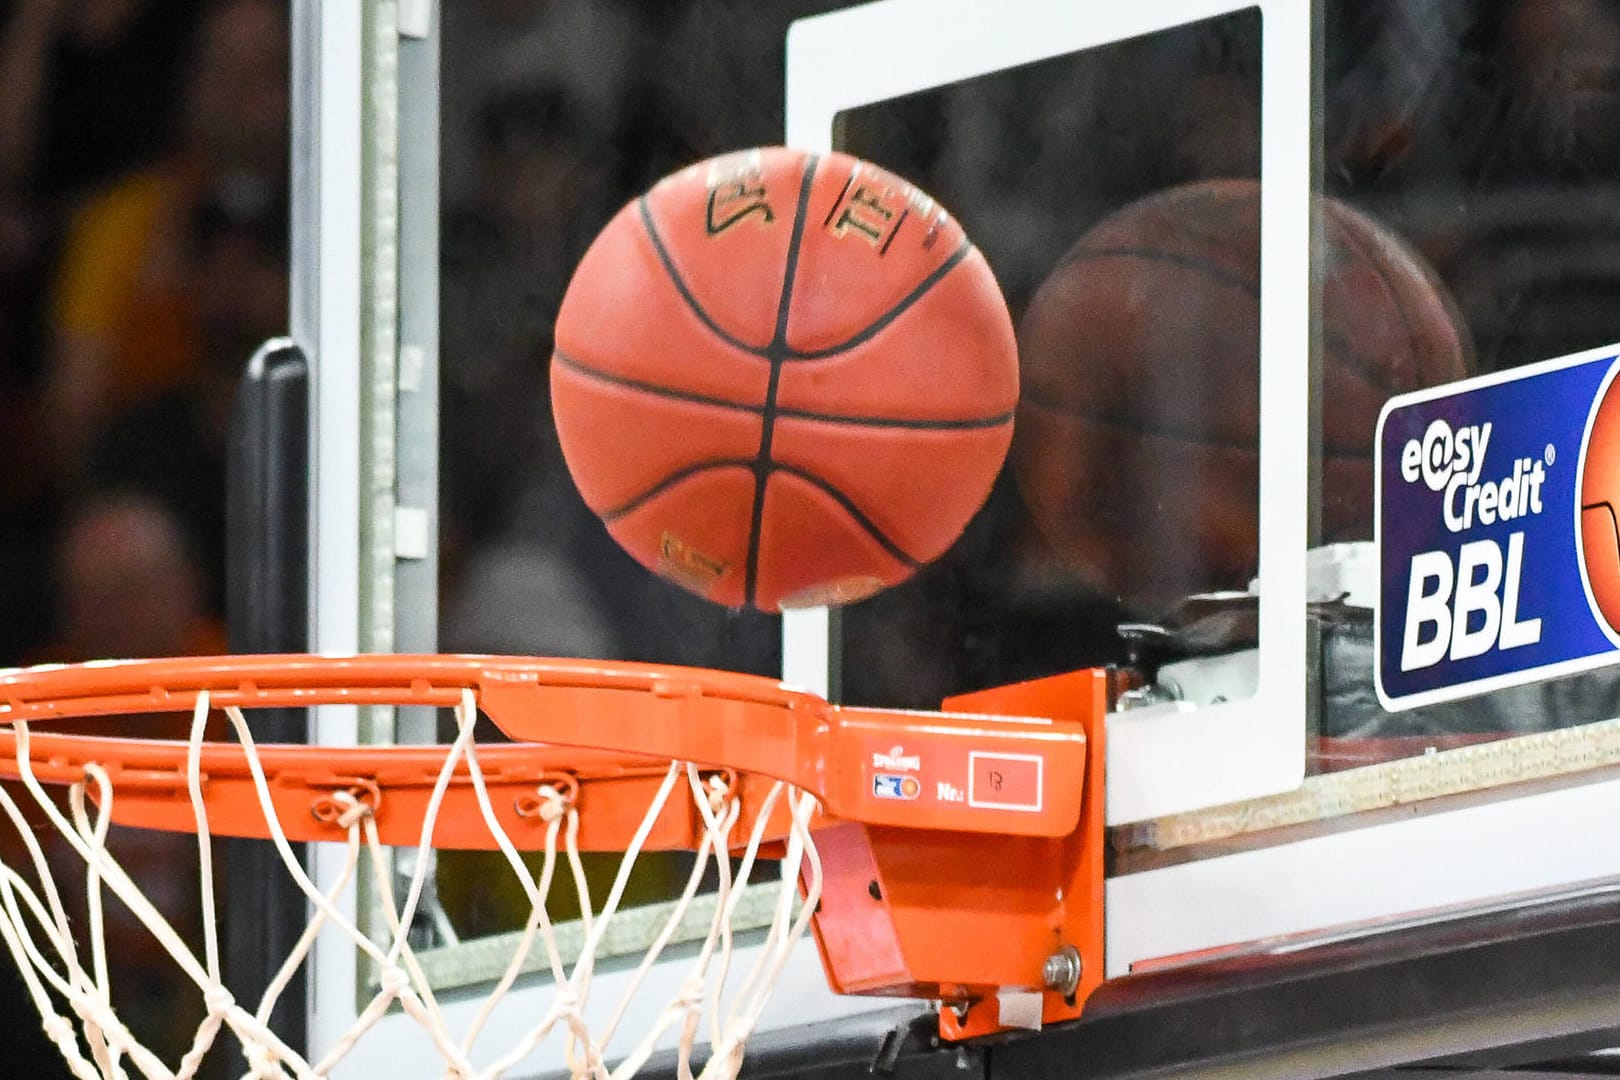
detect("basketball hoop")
[0,654,1106,1078]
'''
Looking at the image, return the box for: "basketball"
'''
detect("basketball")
[1580,369,1620,633]
[1013,179,1473,617]
[551,147,1019,611]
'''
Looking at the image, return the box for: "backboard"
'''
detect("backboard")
[266,0,1620,1077]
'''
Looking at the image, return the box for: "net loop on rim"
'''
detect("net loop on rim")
[0,660,832,1079]
[1,655,1107,1073]
[518,776,578,824]
[311,783,381,830]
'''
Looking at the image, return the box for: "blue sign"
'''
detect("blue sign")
[1376,345,1620,708]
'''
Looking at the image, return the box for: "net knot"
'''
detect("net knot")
[245,1039,280,1076]
[708,1035,746,1077]
[78,998,129,1049]
[333,790,373,828]
[674,973,707,1011]
[704,773,732,815]
[534,783,571,823]
[378,964,412,996]
[567,1039,606,1078]
[203,984,236,1016]
[311,781,381,831]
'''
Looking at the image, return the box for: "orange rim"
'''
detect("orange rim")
[0,654,1088,849]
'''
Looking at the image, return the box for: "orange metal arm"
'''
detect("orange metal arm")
[1,654,1087,843]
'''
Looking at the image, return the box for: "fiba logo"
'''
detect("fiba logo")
[872,774,921,801]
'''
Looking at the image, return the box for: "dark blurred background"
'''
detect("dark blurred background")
[7,0,1620,691]
[5,0,1620,1075]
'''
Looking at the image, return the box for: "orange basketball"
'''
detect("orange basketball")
[551,148,1018,611]
[1580,367,1620,632]
[1014,179,1473,617]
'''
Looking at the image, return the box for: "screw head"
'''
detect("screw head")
[1042,945,1082,995]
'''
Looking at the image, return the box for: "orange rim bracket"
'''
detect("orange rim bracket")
[792,666,1108,1042]
[0,653,1110,1044]
[934,667,1107,1040]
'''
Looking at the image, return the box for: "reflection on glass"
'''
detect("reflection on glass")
[431,0,1620,917]
[835,0,1620,806]
[836,12,1266,710]
[1107,2,1620,872]
[1311,0,1620,775]
[434,0,857,946]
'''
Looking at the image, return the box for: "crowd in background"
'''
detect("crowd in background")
[0,0,847,682]
[4,0,1620,674]
[3,0,1620,1073]
[0,0,283,672]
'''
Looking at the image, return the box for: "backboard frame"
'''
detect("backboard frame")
[782,0,1620,993]
[784,0,1313,827]
[287,0,1620,1076]
[290,3,903,1074]
[288,0,364,1061]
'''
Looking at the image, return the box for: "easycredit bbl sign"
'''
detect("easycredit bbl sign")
[1376,344,1620,709]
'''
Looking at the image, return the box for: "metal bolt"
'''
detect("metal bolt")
[1042,945,1082,996]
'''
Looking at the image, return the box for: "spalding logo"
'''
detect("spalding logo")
[871,745,921,772]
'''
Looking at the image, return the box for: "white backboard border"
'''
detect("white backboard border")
[783,0,1311,825]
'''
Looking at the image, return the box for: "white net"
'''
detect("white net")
[0,690,824,1080]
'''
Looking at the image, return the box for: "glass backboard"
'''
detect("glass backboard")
[281,0,1620,1077]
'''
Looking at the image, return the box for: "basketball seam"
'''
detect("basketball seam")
[785,237,976,360]
[1585,503,1620,588]
[598,458,758,522]
[1018,391,1375,460]
[637,197,769,355]
[637,187,977,365]
[633,154,988,606]
[596,459,922,570]
[772,464,923,569]
[553,349,759,412]
[553,350,1014,429]
[745,154,822,606]
[1321,324,1411,397]
[1329,215,1427,396]
[1583,500,1619,525]
[779,406,1013,430]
